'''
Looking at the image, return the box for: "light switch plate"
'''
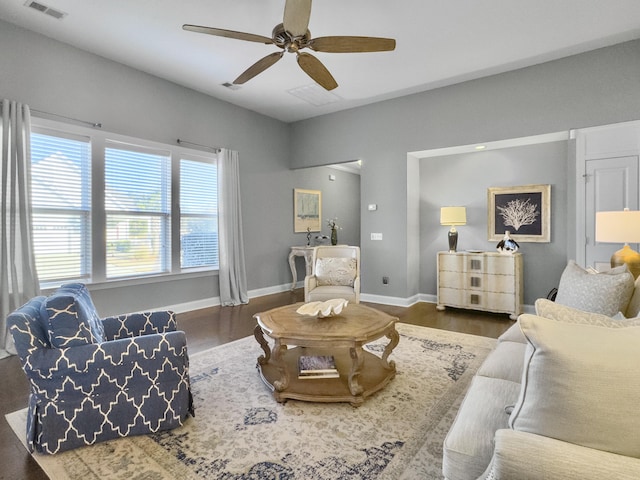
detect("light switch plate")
[371,233,383,241]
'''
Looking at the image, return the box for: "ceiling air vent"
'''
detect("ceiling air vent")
[221,82,241,91]
[24,1,67,19]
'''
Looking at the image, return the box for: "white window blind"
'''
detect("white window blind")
[30,130,91,283]
[105,142,171,278]
[180,157,218,268]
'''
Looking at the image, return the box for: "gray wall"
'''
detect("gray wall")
[3,17,640,310]
[291,39,640,301]
[0,20,359,315]
[420,141,568,304]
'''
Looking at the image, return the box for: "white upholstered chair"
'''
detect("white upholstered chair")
[304,245,360,303]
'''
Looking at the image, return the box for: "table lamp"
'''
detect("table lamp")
[595,208,640,278]
[440,206,467,253]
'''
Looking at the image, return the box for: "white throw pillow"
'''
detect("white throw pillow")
[509,314,640,458]
[554,260,634,316]
[534,298,640,327]
[315,257,357,287]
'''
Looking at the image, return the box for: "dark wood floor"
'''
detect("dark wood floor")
[0,289,512,479]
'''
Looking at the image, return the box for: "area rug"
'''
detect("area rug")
[6,323,496,480]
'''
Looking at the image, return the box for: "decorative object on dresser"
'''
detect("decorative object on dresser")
[595,208,640,278]
[496,230,519,254]
[440,206,467,252]
[437,251,523,320]
[488,184,550,243]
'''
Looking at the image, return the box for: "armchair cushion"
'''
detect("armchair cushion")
[40,283,105,348]
[315,257,357,286]
[509,315,640,458]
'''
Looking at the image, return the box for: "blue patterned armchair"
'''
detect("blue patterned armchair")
[8,283,194,454]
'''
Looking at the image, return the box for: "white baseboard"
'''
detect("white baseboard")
[164,284,534,316]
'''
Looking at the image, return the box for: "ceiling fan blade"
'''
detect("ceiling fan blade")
[283,0,312,37]
[233,51,284,85]
[296,52,338,91]
[309,36,396,53]
[183,24,273,45]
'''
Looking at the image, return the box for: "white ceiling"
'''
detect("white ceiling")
[2,0,640,123]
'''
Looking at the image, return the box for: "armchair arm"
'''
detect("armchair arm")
[101,310,177,340]
[24,331,188,395]
[478,429,640,480]
[304,275,318,302]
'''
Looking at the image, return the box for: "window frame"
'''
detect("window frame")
[30,117,219,289]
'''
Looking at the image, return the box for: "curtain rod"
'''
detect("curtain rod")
[177,138,221,153]
[31,109,102,128]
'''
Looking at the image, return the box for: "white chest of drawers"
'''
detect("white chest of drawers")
[436,251,523,320]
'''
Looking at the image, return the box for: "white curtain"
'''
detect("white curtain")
[218,148,248,306]
[1,99,40,358]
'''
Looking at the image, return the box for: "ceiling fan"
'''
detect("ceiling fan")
[183,0,396,91]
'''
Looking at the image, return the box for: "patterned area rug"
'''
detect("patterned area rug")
[6,323,496,480]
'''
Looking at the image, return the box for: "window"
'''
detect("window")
[105,143,171,278]
[180,157,218,269]
[30,129,91,284]
[29,119,219,287]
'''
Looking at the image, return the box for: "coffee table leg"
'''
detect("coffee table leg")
[348,346,365,396]
[272,339,290,392]
[382,327,399,370]
[254,325,271,365]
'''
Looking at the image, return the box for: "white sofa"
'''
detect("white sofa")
[443,262,640,480]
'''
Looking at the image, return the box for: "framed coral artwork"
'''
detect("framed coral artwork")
[487,184,551,242]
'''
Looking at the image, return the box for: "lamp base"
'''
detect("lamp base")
[448,228,458,253]
[611,244,640,279]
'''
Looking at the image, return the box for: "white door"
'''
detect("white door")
[585,156,639,271]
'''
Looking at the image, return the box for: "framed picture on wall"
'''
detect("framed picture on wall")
[294,188,322,232]
[488,184,551,242]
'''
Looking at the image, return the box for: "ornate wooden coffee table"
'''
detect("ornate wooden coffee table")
[253,302,399,406]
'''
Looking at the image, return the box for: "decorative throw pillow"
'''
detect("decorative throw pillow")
[625,275,640,318]
[534,298,640,327]
[41,283,104,348]
[509,315,640,458]
[315,257,357,286]
[554,260,634,316]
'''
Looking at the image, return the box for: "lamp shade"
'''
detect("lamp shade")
[440,206,467,226]
[595,210,640,243]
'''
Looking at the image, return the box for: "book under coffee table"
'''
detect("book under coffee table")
[253,302,399,407]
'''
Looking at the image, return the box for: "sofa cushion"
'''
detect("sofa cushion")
[535,298,640,327]
[476,341,526,383]
[315,257,357,286]
[443,376,522,480]
[41,283,104,348]
[554,260,634,316]
[497,323,526,344]
[509,315,640,459]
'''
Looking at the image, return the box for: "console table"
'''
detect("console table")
[288,246,314,290]
[437,251,523,320]
[253,303,399,406]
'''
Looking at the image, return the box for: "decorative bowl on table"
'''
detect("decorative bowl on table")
[296,298,349,318]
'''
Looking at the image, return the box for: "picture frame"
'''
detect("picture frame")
[294,188,322,233]
[487,184,551,242]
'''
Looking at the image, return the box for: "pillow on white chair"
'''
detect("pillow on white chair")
[554,260,634,316]
[315,257,357,286]
[510,314,640,458]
